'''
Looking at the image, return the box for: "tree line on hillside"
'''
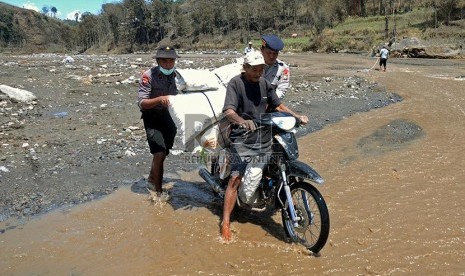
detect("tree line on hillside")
[0,3,76,51]
[41,6,58,18]
[1,0,463,52]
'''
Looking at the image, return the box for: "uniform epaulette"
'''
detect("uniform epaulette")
[276,59,286,66]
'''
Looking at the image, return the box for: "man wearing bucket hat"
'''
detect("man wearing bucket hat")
[260,34,290,98]
[220,51,308,242]
[137,46,180,201]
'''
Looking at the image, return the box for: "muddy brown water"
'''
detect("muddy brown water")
[1,54,465,275]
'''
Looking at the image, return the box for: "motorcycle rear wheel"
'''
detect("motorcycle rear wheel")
[282,182,330,254]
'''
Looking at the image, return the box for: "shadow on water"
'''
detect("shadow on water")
[130,175,289,243]
[234,208,289,243]
[131,176,218,202]
[170,180,223,212]
[131,176,222,213]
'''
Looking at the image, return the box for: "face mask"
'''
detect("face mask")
[159,66,175,75]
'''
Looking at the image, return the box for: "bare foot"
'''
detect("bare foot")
[221,222,232,241]
[147,189,170,203]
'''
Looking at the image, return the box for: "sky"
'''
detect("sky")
[1,0,120,20]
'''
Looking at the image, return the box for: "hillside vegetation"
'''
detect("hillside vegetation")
[302,8,465,55]
[0,0,464,57]
[0,2,77,53]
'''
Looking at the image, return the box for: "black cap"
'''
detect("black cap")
[153,46,180,59]
[261,35,284,51]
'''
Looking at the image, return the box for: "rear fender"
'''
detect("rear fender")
[288,160,324,184]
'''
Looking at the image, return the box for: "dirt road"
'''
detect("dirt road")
[1,53,464,275]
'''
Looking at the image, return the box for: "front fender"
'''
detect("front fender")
[288,160,324,184]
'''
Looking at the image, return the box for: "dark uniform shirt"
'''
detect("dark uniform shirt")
[137,66,178,153]
[138,66,178,111]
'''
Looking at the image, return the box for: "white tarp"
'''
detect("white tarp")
[212,57,243,87]
[168,87,226,152]
[168,60,245,152]
[176,68,223,92]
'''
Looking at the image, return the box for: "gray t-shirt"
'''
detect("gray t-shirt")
[223,74,281,156]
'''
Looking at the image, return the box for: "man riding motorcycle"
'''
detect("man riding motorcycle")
[220,51,308,242]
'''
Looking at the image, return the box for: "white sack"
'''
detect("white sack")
[168,88,226,152]
[168,60,246,152]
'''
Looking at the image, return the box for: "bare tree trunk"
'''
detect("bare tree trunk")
[385,9,389,39]
[391,8,397,47]
[361,0,367,16]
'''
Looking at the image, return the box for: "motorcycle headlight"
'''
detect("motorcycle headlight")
[271,116,296,131]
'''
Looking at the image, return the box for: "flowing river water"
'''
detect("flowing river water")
[1,54,464,275]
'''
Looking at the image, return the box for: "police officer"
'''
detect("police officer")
[137,46,180,201]
[260,35,290,98]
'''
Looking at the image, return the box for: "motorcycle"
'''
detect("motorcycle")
[198,112,330,255]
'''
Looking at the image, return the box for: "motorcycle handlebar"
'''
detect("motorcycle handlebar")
[233,112,304,131]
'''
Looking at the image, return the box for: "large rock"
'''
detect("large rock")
[389,37,463,59]
[0,85,37,102]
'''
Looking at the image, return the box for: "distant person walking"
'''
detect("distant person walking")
[244,41,254,55]
[379,46,389,72]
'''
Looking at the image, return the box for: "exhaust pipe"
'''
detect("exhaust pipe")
[199,168,225,197]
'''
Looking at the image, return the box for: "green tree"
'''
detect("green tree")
[0,10,26,47]
[433,0,459,25]
[121,0,150,50]
[172,5,188,38]
[190,0,216,36]
[78,13,100,50]
[41,6,49,15]
[102,3,124,46]
[148,0,172,42]
[51,7,57,17]
[250,0,276,34]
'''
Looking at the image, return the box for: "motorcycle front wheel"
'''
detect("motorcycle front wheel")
[282,182,330,254]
